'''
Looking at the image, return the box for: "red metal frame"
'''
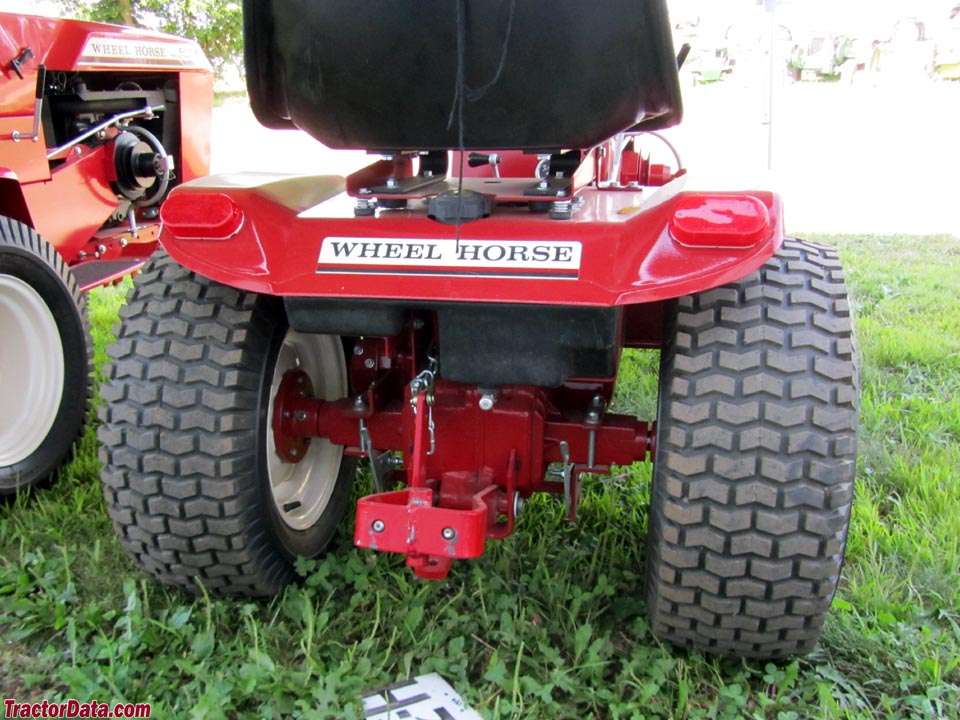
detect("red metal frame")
[273,334,655,578]
[163,138,783,577]
[160,177,783,307]
[0,12,213,289]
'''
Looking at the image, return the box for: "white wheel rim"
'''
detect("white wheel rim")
[0,274,65,467]
[266,331,347,531]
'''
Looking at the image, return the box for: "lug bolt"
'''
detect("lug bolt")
[372,520,385,533]
[441,527,456,541]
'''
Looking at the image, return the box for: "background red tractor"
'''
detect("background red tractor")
[0,12,212,494]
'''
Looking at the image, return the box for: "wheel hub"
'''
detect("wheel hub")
[265,331,347,531]
[271,369,315,463]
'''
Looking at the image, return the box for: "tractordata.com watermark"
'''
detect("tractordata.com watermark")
[4,699,151,718]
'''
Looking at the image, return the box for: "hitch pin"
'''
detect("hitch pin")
[409,362,437,456]
[426,402,436,456]
[559,441,575,520]
[585,395,605,470]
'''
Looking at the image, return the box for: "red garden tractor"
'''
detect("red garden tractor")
[99,0,858,660]
[0,13,212,494]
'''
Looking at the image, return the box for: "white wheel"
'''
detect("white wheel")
[0,218,91,493]
[266,331,347,530]
[0,275,65,465]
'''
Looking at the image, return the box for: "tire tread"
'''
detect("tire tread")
[646,238,858,659]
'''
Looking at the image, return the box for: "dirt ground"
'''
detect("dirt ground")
[211,73,960,236]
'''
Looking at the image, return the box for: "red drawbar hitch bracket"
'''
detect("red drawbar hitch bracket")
[353,395,516,579]
[273,367,654,579]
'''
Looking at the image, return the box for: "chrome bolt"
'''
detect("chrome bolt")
[354,396,368,412]
[386,178,397,189]
[282,410,291,419]
[354,345,364,356]
[478,394,496,412]
[290,448,299,457]
[539,180,549,190]
[372,520,385,533]
[364,358,376,369]
[441,527,456,541]
[294,411,308,422]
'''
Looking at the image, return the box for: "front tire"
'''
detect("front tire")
[645,238,858,659]
[99,255,355,596]
[0,217,92,495]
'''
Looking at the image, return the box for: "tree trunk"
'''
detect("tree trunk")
[119,0,134,26]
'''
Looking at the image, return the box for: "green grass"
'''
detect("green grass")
[2,235,959,718]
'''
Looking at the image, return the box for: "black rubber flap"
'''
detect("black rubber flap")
[244,0,683,151]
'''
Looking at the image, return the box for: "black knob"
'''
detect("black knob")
[468,153,493,168]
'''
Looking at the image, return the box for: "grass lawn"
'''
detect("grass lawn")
[1,234,959,718]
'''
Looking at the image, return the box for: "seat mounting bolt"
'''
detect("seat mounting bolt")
[372,520,385,533]
[442,528,456,541]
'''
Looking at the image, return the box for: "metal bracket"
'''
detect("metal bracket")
[409,358,438,456]
[546,440,579,523]
[359,419,398,494]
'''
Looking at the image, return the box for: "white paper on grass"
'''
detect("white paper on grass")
[362,673,483,720]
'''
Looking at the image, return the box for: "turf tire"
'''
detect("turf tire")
[99,254,355,596]
[645,237,858,659]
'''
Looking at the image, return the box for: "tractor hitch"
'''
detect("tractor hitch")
[271,359,654,578]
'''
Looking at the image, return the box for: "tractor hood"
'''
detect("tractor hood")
[0,12,211,78]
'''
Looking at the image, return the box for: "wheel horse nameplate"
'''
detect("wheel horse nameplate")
[317,237,582,280]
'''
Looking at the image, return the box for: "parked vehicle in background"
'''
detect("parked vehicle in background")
[788,32,858,82]
[0,12,212,494]
[934,5,960,79]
